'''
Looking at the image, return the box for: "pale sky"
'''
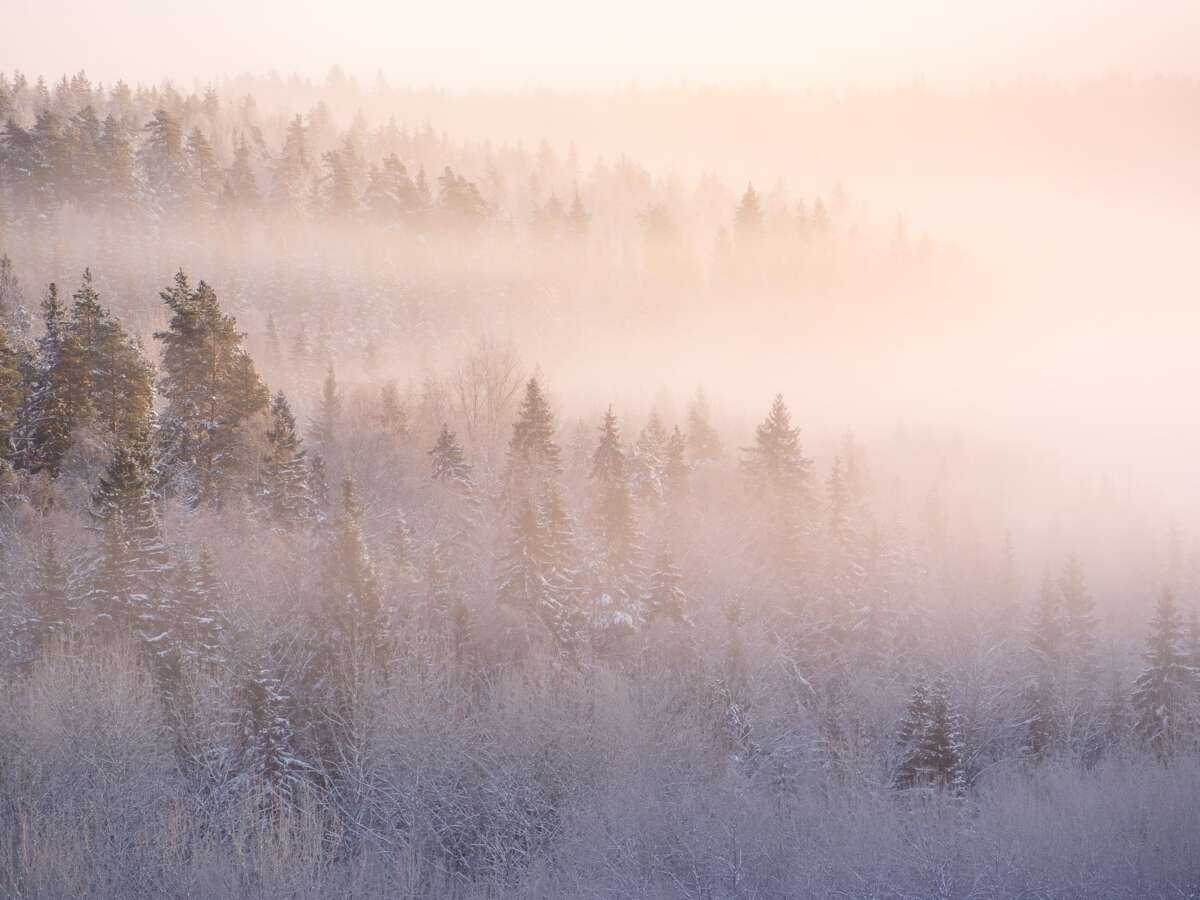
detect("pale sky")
[6,0,1200,89]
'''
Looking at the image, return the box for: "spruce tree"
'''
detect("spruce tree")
[309,365,340,448]
[504,376,561,499]
[894,677,966,795]
[261,390,312,527]
[13,284,72,475]
[316,477,387,667]
[497,496,554,637]
[171,548,226,667]
[742,394,811,498]
[1024,572,1063,759]
[0,317,24,460]
[430,423,472,491]
[630,410,667,503]
[92,436,169,576]
[663,425,690,504]
[235,659,303,800]
[86,508,139,641]
[1132,588,1193,759]
[733,182,763,242]
[645,543,687,625]
[590,407,641,628]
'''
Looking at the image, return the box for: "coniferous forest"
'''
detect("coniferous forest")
[1,57,1199,899]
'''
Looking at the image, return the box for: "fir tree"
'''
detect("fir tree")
[91,436,170,587]
[1132,588,1193,759]
[664,425,689,503]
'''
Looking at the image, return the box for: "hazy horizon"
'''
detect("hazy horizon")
[8,0,1200,89]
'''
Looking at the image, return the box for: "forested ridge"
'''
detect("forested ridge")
[0,70,1198,899]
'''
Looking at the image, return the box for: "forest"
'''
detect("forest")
[0,66,1198,899]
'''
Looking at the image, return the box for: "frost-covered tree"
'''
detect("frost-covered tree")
[309,364,341,448]
[153,271,269,507]
[589,407,641,630]
[12,285,71,475]
[894,677,966,796]
[504,376,561,500]
[21,525,72,658]
[1132,588,1193,759]
[497,496,553,639]
[686,388,721,462]
[171,549,226,668]
[234,659,303,801]
[645,543,687,625]
[629,410,667,503]
[430,423,473,491]
[742,393,811,499]
[261,390,312,526]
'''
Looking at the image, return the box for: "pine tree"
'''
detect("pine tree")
[261,390,312,526]
[154,271,269,507]
[430,423,472,490]
[1132,588,1193,759]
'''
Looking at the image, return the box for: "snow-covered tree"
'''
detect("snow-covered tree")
[1132,589,1193,759]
